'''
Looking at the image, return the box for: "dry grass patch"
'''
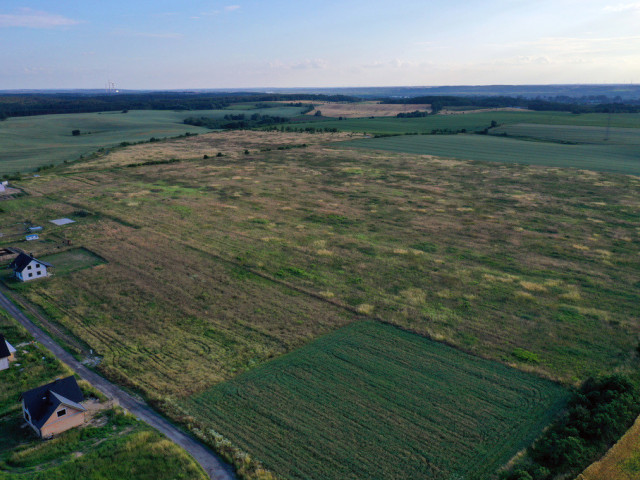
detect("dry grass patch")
[578,415,640,480]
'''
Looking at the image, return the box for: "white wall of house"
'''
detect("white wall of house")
[0,357,8,371]
[16,260,48,282]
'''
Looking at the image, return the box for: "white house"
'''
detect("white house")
[9,253,52,282]
[0,334,16,371]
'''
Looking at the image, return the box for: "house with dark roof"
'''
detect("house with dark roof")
[0,333,16,371]
[9,253,52,282]
[20,376,86,438]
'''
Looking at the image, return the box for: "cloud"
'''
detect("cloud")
[269,59,328,70]
[134,32,183,39]
[111,29,183,39]
[603,3,640,12]
[0,7,80,28]
[192,6,240,19]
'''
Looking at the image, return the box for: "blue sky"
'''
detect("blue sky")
[1,1,640,89]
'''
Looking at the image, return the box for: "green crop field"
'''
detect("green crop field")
[184,321,568,480]
[0,105,305,174]
[490,123,640,145]
[344,133,640,174]
[289,111,640,135]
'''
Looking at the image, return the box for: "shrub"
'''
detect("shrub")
[505,375,640,479]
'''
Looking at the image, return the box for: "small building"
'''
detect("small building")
[0,334,17,371]
[9,253,52,282]
[28,226,43,232]
[20,376,86,438]
[25,234,39,241]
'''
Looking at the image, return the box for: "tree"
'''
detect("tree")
[72,129,80,136]
[315,110,322,116]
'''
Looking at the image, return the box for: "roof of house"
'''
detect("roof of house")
[9,253,52,272]
[0,334,15,358]
[20,376,86,429]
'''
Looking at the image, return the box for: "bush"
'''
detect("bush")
[505,375,640,479]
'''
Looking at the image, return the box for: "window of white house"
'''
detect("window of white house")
[28,273,33,278]
[27,265,32,270]
[57,409,66,417]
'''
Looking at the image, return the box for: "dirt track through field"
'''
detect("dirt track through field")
[0,286,236,480]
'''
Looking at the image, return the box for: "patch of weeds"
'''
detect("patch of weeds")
[512,348,540,364]
[411,241,438,253]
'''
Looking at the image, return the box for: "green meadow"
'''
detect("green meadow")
[0,105,305,174]
[343,133,640,174]
[490,123,640,145]
[289,111,640,135]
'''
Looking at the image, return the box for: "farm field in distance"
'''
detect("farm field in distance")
[184,321,568,480]
[288,110,640,134]
[343,132,640,175]
[304,101,431,117]
[0,105,306,174]
[490,123,640,145]
[0,111,639,479]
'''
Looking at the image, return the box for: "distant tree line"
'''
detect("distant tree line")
[396,110,430,118]
[383,95,640,114]
[501,375,640,480]
[183,113,291,130]
[0,92,359,119]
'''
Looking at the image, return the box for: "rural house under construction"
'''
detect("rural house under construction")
[20,376,87,438]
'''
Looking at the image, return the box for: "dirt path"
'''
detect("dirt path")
[0,288,236,480]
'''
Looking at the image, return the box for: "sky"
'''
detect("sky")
[1,0,640,89]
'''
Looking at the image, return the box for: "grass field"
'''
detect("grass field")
[184,321,568,480]
[344,134,640,174]
[1,130,639,478]
[490,123,640,145]
[5,131,638,391]
[41,248,106,276]
[288,111,640,135]
[0,311,206,480]
[0,105,306,174]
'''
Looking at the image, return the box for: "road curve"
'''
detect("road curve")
[0,289,236,480]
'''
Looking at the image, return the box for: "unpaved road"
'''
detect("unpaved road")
[0,289,236,480]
